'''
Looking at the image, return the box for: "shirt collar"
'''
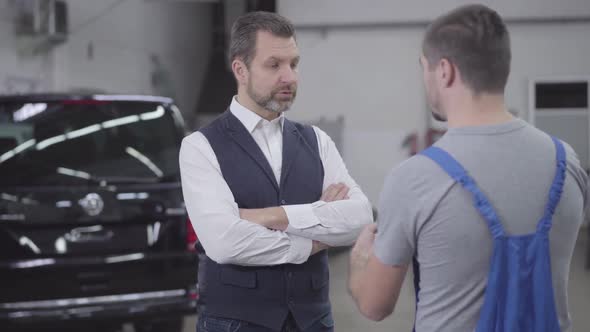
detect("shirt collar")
[230,96,285,133]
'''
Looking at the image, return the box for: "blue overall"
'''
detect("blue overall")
[413,136,566,332]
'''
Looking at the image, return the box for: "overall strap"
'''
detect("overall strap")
[421,147,505,239]
[536,137,567,234]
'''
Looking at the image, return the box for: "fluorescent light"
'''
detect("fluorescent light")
[20,198,38,205]
[19,236,41,254]
[116,193,136,200]
[14,139,36,153]
[66,124,101,139]
[1,193,18,202]
[116,192,150,200]
[0,139,36,163]
[0,150,15,163]
[55,237,67,254]
[140,106,165,121]
[0,214,25,221]
[92,95,173,103]
[36,134,66,150]
[56,200,72,208]
[165,207,185,216]
[13,103,47,122]
[102,115,140,129]
[11,258,55,269]
[105,253,144,264]
[125,147,163,177]
[0,289,186,310]
[56,167,91,180]
[8,312,31,319]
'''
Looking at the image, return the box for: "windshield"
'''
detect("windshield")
[0,100,183,186]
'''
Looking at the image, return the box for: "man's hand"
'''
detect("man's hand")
[321,183,350,202]
[350,224,378,297]
[354,223,378,251]
[311,240,330,255]
[349,223,378,308]
[348,223,406,322]
[351,223,378,268]
[304,183,351,255]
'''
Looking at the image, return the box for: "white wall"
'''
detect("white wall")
[507,23,590,118]
[287,27,427,204]
[54,1,146,93]
[0,1,54,93]
[280,0,590,25]
[279,1,590,203]
[0,0,213,123]
[56,0,213,123]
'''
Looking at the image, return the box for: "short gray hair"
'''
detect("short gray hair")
[423,4,511,94]
[229,11,296,67]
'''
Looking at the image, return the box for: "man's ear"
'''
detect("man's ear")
[438,58,456,88]
[232,59,248,86]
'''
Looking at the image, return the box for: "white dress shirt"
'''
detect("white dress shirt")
[180,97,373,266]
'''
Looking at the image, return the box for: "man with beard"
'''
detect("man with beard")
[180,11,373,332]
[348,4,587,332]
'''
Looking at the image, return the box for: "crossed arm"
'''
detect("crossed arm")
[179,131,372,266]
[239,183,351,253]
[239,182,350,232]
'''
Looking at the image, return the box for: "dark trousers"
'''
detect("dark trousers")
[196,313,334,332]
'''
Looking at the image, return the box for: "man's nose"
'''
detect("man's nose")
[280,66,297,84]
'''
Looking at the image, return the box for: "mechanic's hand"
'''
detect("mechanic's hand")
[311,240,330,255]
[321,183,350,202]
[352,223,377,259]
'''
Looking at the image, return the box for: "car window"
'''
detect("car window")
[0,101,182,186]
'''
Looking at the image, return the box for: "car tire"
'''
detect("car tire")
[134,317,184,332]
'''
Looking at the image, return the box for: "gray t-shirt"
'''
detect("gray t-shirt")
[374,119,588,332]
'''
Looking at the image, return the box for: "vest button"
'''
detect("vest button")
[281,200,286,204]
[287,272,293,278]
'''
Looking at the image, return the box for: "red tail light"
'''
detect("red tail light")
[187,285,199,300]
[186,218,199,251]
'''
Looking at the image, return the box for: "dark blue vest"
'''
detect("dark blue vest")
[198,110,330,331]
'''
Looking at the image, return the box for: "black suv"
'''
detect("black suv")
[0,94,198,331]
